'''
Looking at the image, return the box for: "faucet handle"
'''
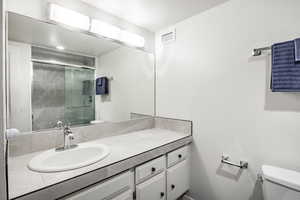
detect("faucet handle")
[66,128,72,134]
[63,123,72,135]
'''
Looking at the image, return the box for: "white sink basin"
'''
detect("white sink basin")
[28,143,110,172]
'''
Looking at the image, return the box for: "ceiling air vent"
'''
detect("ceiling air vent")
[161,29,176,44]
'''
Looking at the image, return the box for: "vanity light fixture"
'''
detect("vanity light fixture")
[56,45,65,50]
[49,4,90,30]
[91,20,145,47]
[49,4,145,48]
[90,19,121,40]
[121,30,145,48]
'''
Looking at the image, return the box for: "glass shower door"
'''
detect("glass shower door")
[32,62,66,131]
[32,62,95,131]
[64,67,95,126]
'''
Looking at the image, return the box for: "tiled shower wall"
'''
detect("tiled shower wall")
[32,62,65,130]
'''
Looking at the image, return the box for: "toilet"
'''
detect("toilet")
[262,165,300,200]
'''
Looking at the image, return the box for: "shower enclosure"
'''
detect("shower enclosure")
[31,47,95,131]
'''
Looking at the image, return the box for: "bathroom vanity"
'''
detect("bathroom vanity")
[8,117,192,200]
[63,146,190,200]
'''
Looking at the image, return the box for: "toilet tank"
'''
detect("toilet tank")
[262,165,300,200]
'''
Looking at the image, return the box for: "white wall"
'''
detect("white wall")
[7,41,32,132]
[5,0,155,53]
[96,47,154,122]
[0,0,7,198]
[156,0,300,199]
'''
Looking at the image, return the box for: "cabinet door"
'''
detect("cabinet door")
[136,172,166,200]
[111,190,133,200]
[167,160,190,200]
[64,171,134,200]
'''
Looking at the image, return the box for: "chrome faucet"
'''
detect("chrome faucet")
[56,121,77,151]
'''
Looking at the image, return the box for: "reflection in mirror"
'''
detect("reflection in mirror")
[7,12,155,133]
[31,47,96,131]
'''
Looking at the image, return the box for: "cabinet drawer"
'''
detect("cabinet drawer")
[167,160,190,200]
[111,190,133,200]
[65,171,134,200]
[167,146,189,168]
[135,156,166,184]
[136,172,166,200]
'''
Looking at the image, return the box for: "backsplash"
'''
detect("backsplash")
[155,117,192,135]
[7,117,192,157]
[8,118,154,157]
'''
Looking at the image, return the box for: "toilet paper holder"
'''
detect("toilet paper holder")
[221,154,248,169]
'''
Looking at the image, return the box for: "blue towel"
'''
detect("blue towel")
[96,77,109,95]
[294,38,300,62]
[271,40,300,92]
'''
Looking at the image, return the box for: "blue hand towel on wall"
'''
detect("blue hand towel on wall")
[294,38,300,62]
[96,77,109,95]
[271,40,300,92]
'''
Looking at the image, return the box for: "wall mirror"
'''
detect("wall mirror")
[6,12,155,133]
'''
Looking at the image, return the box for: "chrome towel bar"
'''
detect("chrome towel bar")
[252,46,271,56]
[221,155,248,169]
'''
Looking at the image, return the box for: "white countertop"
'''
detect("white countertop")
[8,128,190,199]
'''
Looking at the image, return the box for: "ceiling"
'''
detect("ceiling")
[81,0,228,32]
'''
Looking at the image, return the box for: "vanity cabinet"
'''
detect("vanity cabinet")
[64,171,134,200]
[63,146,190,200]
[135,156,166,184]
[136,172,166,200]
[167,146,189,168]
[166,146,190,200]
[167,160,190,200]
[135,145,190,200]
